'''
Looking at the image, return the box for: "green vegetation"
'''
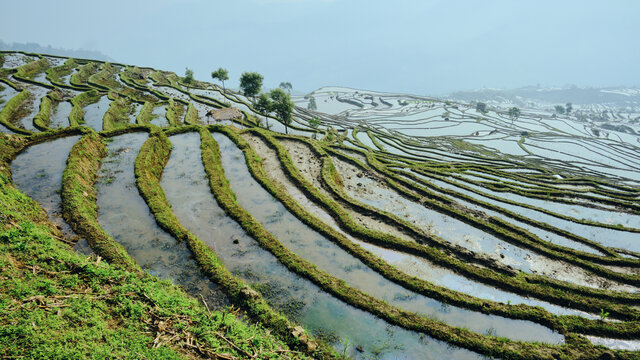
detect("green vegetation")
[508,106,521,125]
[279,82,292,93]
[251,130,640,338]
[4,51,640,359]
[14,57,50,82]
[135,101,155,125]
[0,90,33,134]
[292,137,640,320]
[121,66,150,88]
[269,88,294,134]
[309,116,321,138]
[69,90,101,127]
[255,92,272,121]
[46,58,78,88]
[32,94,53,130]
[211,67,229,92]
[61,132,138,272]
[70,62,99,87]
[102,93,135,131]
[307,95,317,110]
[239,72,263,101]
[166,99,186,126]
[204,127,627,360]
[184,102,199,125]
[183,67,194,85]
[87,63,120,91]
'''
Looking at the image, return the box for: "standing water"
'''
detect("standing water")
[12,136,81,238]
[49,102,72,129]
[161,132,484,359]
[82,95,111,132]
[211,131,563,344]
[95,132,228,309]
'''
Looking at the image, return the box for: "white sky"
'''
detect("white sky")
[1,0,639,95]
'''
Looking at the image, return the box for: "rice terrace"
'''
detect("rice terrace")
[1,46,640,360]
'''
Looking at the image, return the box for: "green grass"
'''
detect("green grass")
[0,90,33,135]
[69,90,102,127]
[33,94,53,131]
[102,94,136,131]
[60,132,138,272]
[70,62,100,87]
[166,99,186,126]
[45,58,86,90]
[14,57,50,80]
[184,102,200,125]
[136,101,155,125]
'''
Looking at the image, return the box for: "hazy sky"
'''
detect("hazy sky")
[2,0,639,95]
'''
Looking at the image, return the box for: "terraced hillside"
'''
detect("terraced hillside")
[2,50,640,359]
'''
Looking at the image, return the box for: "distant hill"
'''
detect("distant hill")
[0,40,115,62]
[449,86,640,107]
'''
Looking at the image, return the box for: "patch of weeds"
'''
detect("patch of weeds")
[343,263,365,273]
[312,328,340,345]
[266,209,285,224]
[393,292,418,302]
[252,280,306,319]
[233,267,261,282]
[485,327,497,337]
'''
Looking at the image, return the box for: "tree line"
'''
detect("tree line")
[182,67,303,134]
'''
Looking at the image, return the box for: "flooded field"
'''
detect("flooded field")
[95,133,229,310]
[6,51,640,359]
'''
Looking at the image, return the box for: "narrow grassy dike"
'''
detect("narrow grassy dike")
[61,132,138,272]
[133,129,330,359]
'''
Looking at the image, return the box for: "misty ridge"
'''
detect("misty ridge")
[0,39,115,62]
[2,40,639,108]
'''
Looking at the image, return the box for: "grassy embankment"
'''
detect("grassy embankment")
[68,90,102,127]
[0,90,33,134]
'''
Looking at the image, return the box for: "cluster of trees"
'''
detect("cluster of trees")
[554,102,573,115]
[184,68,194,85]
[304,94,317,110]
[183,67,303,133]
[508,107,520,125]
[236,72,296,133]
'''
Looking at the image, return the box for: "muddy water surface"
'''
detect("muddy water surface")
[12,136,81,238]
[150,104,169,127]
[17,84,50,132]
[213,131,564,344]
[161,132,484,360]
[82,95,111,132]
[95,132,228,309]
[49,101,72,129]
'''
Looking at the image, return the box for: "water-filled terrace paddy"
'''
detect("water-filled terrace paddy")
[3,50,640,359]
